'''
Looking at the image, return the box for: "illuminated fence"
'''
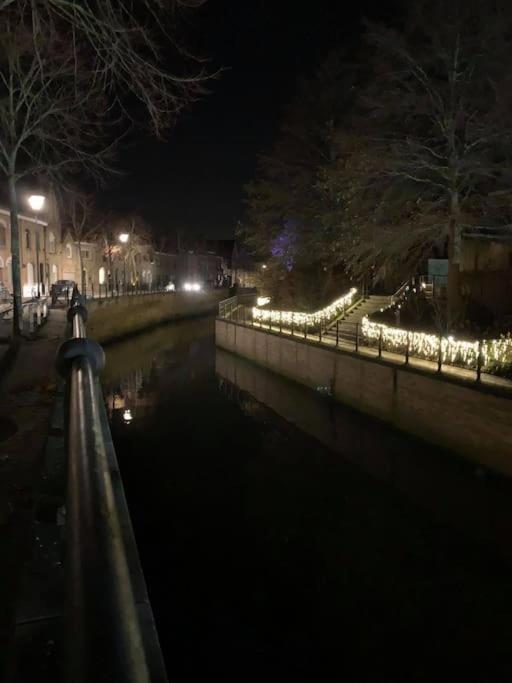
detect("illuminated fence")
[252,288,358,330]
[361,317,512,373]
[218,293,512,382]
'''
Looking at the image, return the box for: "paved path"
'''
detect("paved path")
[0,308,67,677]
[247,319,512,392]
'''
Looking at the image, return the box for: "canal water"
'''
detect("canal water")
[103,317,512,683]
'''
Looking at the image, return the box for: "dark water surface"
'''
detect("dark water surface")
[103,317,512,683]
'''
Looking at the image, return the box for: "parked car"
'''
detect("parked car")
[51,279,75,304]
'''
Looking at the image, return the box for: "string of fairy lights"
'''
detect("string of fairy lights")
[250,281,512,371]
[252,288,358,329]
[362,315,512,370]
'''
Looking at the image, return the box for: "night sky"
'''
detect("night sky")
[106,1,399,241]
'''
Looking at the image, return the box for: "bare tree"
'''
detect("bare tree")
[363,0,512,319]
[0,0,208,334]
[60,191,104,294]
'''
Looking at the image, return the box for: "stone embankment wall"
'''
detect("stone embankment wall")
[215,319,512,476]
[88,289,228,343]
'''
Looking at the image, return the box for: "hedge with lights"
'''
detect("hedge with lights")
[361,316,512,371]
[252,288,358,330]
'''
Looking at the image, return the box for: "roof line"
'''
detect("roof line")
[0,207,48,227]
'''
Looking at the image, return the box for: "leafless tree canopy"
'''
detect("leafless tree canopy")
[0,0,209,179]
[243,0,512,302]
[0,0,208,334]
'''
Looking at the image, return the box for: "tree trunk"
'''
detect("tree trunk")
[8,175,23,337]
[78,240,85,294]
[108,244,113,294]
[447,191,462,327]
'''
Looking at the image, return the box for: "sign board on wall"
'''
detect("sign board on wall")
[428,259,448,287]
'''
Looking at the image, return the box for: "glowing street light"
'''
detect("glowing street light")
[28,194,46,298]
[261,264,267,270]
[28,195,45,212]
[118,233,130,290]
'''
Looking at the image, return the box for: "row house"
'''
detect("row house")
[0,194,232,301]
[0,198,63,299]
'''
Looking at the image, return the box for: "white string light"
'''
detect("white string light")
[361,316,512,370]
[253,288,358,329]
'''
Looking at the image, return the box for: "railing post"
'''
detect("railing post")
[405,332,410,365]
[477,340,483,382]
[304,320,307,339]
[336,320,339,347]
[378,327,383,358]
[291,312,294,336]
[279,311,282,335]
[355,322,359,352]
[438,334,443,372]
[319,321,322,343]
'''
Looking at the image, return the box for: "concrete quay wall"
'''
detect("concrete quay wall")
[215,319,512,475]
[87,289,228,343]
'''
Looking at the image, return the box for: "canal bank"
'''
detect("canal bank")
[103,316,512,683]
[215,318,512,475]
[87,288,228,343]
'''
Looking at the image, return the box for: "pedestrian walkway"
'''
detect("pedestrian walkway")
[0,306,67,672]
[247,317,512,393]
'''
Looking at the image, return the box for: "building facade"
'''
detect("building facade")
[459,226,512,324]
[0,193,232,300]
[0,197,63,299]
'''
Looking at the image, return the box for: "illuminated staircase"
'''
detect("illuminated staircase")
[323,294,392,341]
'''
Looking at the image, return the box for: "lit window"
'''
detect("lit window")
[48,231,56,254]
[66,243,72,259]
[25,229,31,249]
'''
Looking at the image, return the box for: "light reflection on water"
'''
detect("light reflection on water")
[103,317,512,683]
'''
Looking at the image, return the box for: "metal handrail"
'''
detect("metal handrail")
[218,300,510,386]
[390,280,409,305]
[58,289,166,683]
[219,293,257,320]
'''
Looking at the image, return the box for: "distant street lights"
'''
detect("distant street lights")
[119,232,130,289]
[28,194,46,298]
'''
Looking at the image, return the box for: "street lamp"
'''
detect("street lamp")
[28,195,46,298]
[119,233,130,291]
[261,264,267,270]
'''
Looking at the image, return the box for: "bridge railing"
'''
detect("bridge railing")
[218,293,258,320]
[57,288,168,683]
[81,282,228,301]
[217,297,511,387]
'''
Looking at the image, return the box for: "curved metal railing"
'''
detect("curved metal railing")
[57,289,167,683]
